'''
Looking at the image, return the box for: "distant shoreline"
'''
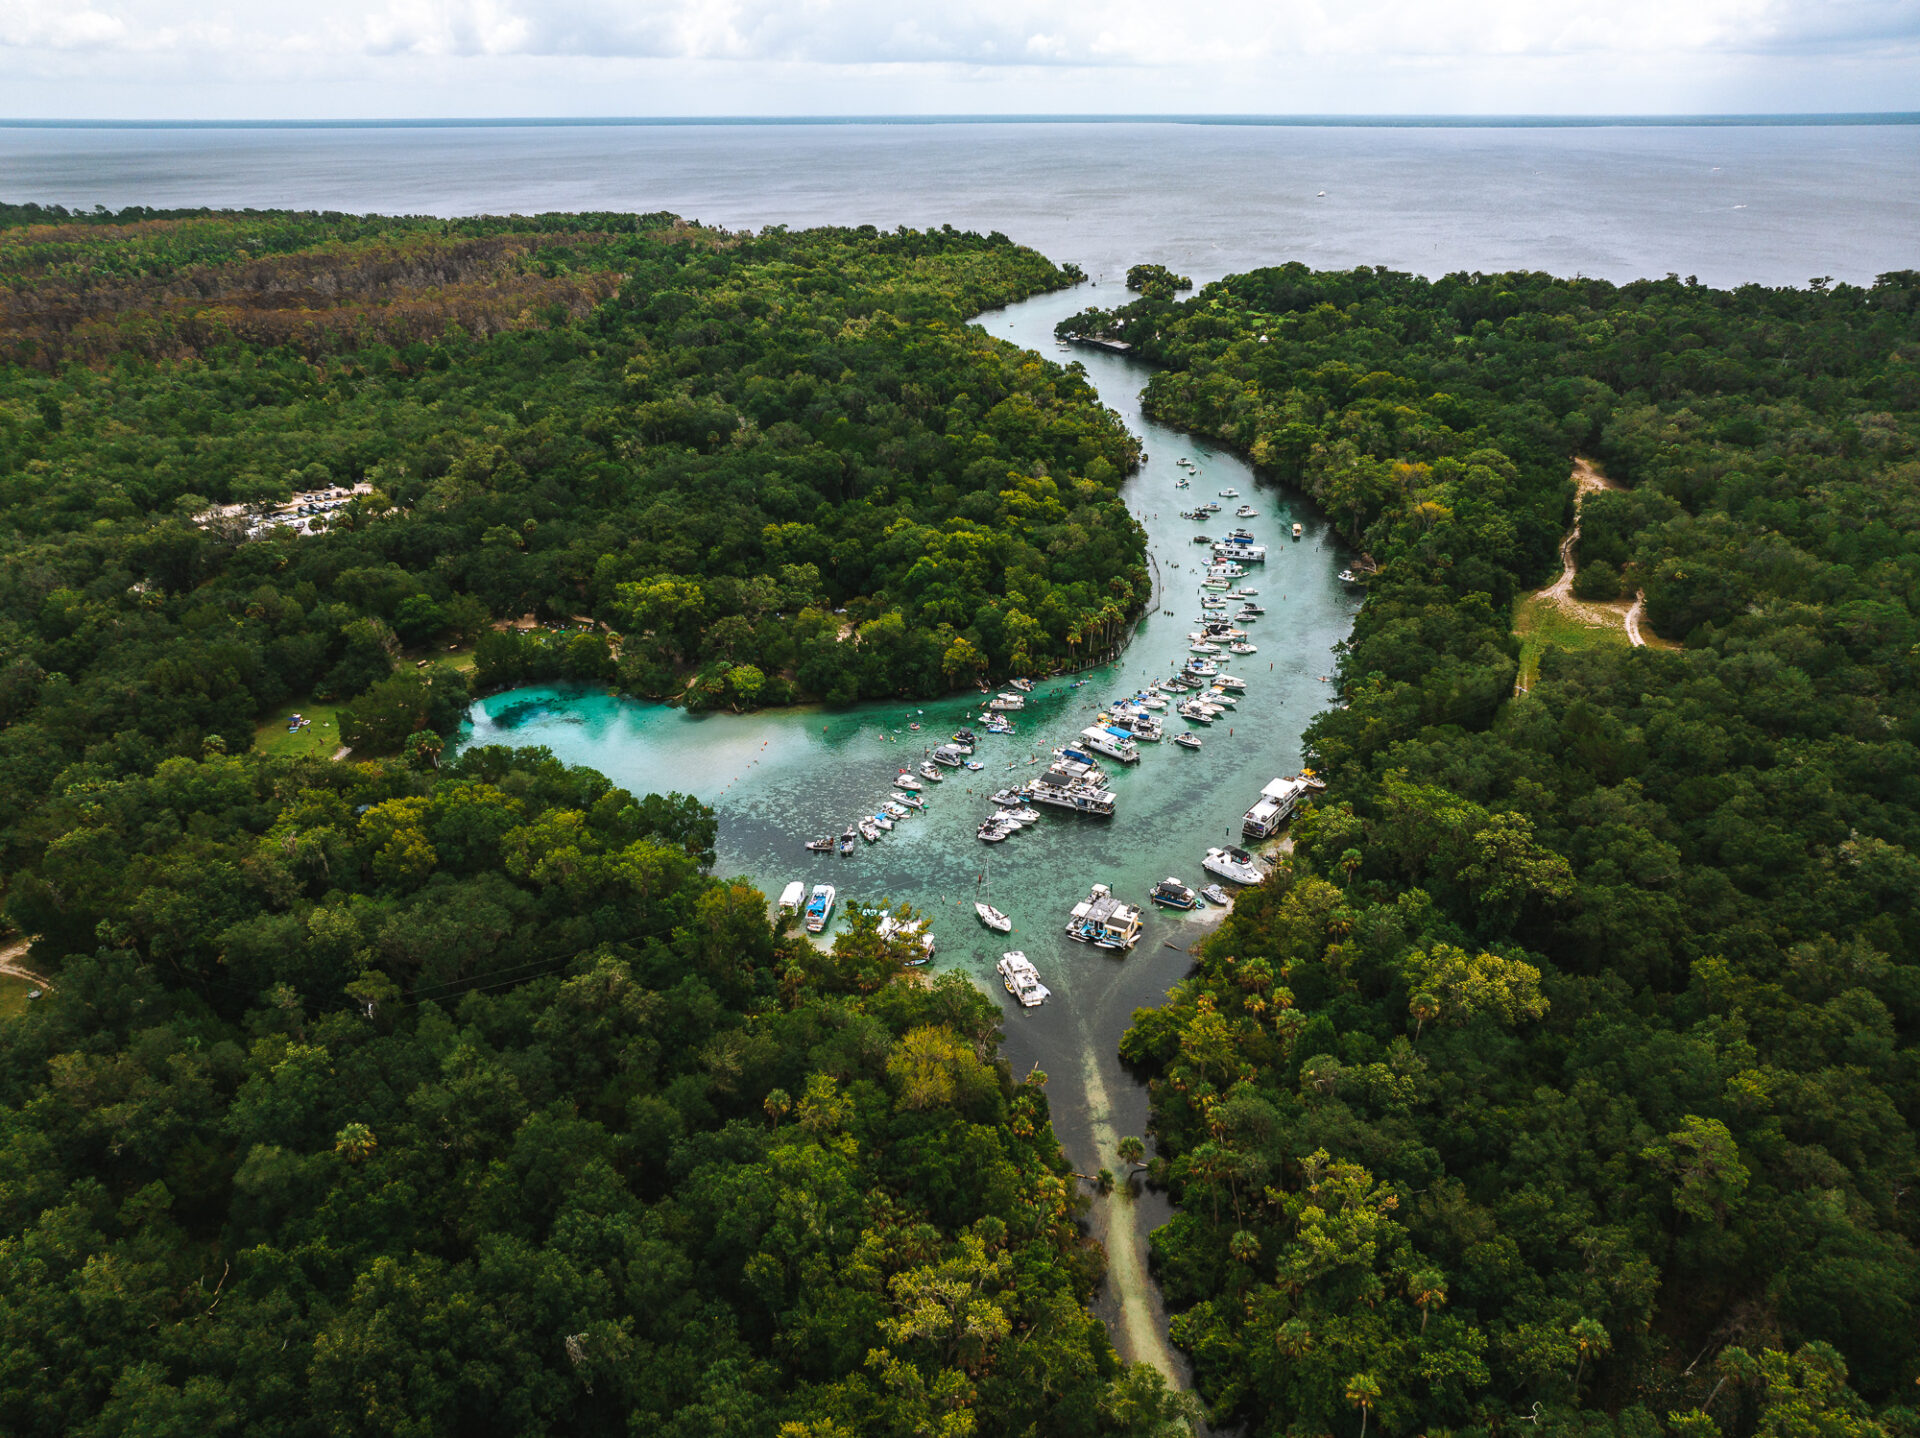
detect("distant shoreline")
[3,113,1918,131]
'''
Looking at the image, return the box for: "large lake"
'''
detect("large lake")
[3,120,1916,289]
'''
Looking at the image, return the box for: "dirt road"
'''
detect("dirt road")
[0,936,52,991]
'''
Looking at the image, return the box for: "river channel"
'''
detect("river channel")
[456,283,1361,1374]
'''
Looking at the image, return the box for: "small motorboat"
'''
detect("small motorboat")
[895,772,924,791]
[976,901,1013,933]
[1203,846,1264,884]
[1174,732,1203,750]
[805,883,837,932]
[891,791,924,809]
[870,812,894,831]
[997,951,1050,1007]
[1339,569,1363,583]
[778,880,806,914]
[1009,677,1035,693]
[805,836,835,852]
[1292,522,1303,539]
[1229,642,1258,655]
[998,807,1041,825]
[990,787,1031,805]
[976,819,1012,843]
[1236,504,1257,518]
[1201,884,1231,906]
[1218,487,1239,498]
[919,761,944,782]
[882,801,911,819]
[838,827,857,856]
[1193,534,1212,544]
[859,819,882,842]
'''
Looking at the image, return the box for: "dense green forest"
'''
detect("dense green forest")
[1067,267,1920,1435]
[0,208,1146,878]
[0,743,1205,1435]
[0,209,1187,1435]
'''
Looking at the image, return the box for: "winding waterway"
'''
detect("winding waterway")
[456,283,1361,1373]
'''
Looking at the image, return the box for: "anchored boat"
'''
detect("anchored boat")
[998,951,1051,1007]
[805,883,837,933]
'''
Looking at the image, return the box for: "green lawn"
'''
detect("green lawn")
[255,701,345,759]
[1513,593,1629,690]
[0,973,38,1020]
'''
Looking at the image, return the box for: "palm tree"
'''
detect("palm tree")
[1409,991,1440,1042]
[1408,1268,1447,1333]
[1570,1317,1611,1392]
[1345,1373,1381,1438]
[1117,1135,1146,1170]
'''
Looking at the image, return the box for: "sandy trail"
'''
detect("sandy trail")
[1532,457,1654,647]
[1624,591,1650,648]
[0,936,52,990]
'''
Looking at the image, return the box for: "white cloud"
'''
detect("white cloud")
[0,0,1915,111]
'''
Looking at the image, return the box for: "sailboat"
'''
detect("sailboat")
[975,854,1013,933]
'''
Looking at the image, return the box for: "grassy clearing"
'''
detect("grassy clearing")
[254,702,345,759]
[0,973,38,1019]
[1514,593,1629,690]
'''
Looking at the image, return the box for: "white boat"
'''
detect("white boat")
[805,836,835,852]
[1218,487,1240,498]
[1008,677,1035,692]
[1244,776,1311,838]
[976,901,1012,933]
[1229,642,1258,655]
[977,818,1012,843]
[891,790,924,809]
[918,761,944,782]
[894,772,924,792]
[1203,846,1265,885]
[805,884,837,932]
[989,693,1025,711]
[1174,732,1203,750]
[870,812,893,831]
[932,745,966,767]
[1292,522,1303,538]
[1201,884,1231,906]
[1236,505,1257,518]
[778,880,806,914]
[859,819,881,842]
[1190,641,1221,655]
[1079,725,1141,765]
[1177,700,1216,724]
[998,806,1041,824]
[998,951,1051,1007]
[882,801,911,818]
[1215,674,1247,692]
[1030,768,1117,816]
[1237,603,1266,617]
[1339,569,1363,583]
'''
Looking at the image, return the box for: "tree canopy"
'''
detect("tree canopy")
[1076,263,1920,1436]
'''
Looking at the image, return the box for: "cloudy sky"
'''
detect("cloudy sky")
[2,0,1917,117]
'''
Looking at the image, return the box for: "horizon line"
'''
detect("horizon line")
[3,112,1919,131]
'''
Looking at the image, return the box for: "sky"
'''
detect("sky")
[1,0,1918,118]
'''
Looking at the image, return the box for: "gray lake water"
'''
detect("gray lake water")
[4,120,1916,289]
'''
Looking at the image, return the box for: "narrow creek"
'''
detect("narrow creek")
[456,281,1361,1376]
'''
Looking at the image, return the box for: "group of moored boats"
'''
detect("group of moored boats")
[790,455,1333,1011]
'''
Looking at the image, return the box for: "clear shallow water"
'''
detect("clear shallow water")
[4,121,1916,289]
[456,284,1361,1368]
